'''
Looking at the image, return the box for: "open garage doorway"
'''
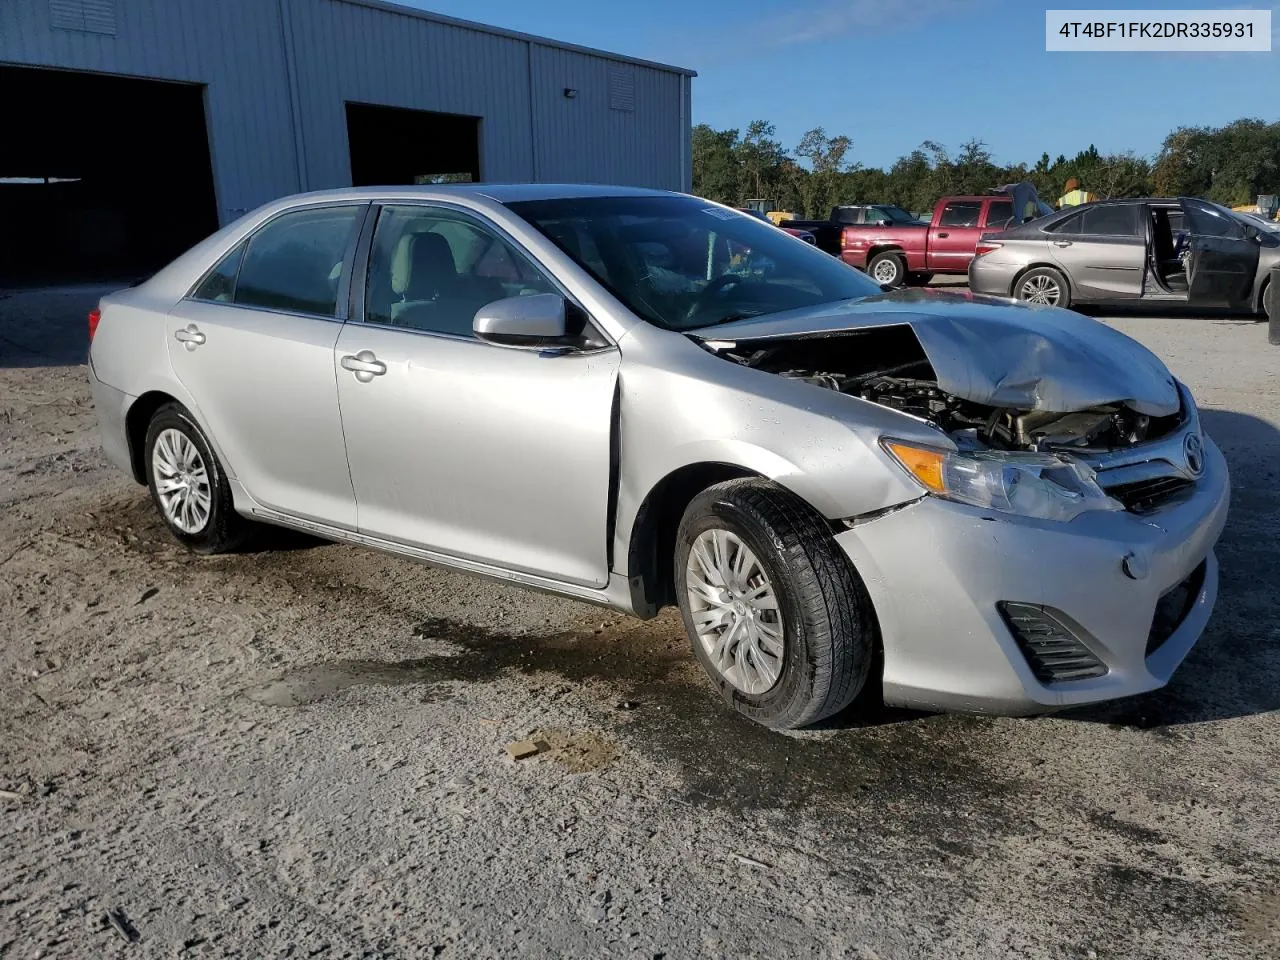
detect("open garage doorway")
[0,65,219,285]
[346,103,481,186]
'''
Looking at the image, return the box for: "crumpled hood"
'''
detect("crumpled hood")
[689,289,1180,416]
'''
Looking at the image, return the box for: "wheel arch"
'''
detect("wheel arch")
[124,390,183,484]
[1010,261,1072,300]
[624,462,767,617]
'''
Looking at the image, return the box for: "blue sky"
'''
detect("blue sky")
[405,0,1280,169]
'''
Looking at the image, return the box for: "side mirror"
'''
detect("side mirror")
[473,293,568,348]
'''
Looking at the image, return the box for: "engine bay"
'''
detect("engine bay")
[703,326,1183,453]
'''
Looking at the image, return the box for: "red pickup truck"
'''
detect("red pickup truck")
[783,185,1051,287]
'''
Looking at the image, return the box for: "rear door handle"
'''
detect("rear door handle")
[1053,240,1073,247]
[341,350,387,382]
[174,324,206,349]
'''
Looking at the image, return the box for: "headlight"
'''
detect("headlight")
[882,438,1122,523]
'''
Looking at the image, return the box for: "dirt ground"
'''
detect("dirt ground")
[1,284,1278,960]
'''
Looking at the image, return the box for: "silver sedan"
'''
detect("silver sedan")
[88,184,1229,728]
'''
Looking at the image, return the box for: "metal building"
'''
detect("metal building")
[0,0,695,282]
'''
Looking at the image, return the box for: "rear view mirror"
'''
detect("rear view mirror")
[473,294,568,348]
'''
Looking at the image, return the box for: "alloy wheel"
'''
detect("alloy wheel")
[1020,273,1061,305]
[151,428,212,534]
[685,528,784,695]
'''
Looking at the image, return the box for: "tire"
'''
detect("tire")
[906,272,934,287]
[1014,266,1071,308]
[1263,278,1274,320]
[144,403,248,554]
[674,478,876,730]
[868,251,907,288]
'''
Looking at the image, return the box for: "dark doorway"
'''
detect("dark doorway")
[0,65,220,285]
[345,102,481,187]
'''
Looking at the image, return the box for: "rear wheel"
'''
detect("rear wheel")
[1015,266,1070,308]
[144,403,248,554]
[868,251,907,288]
[1263,278,1274,320]
[674,478,876,730]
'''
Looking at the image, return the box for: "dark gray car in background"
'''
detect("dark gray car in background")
[969,197,1278,318]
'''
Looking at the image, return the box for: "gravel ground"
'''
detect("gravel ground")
[1,284,1278,960]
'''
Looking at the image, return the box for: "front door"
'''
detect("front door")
[334,203,619,587]
[927,200,986,272]
[1182,198,1260,305]
[165,203,367,527]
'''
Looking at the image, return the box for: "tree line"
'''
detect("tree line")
[691,118,1280,218]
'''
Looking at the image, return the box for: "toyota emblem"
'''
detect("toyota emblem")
[1183,433,1205,477]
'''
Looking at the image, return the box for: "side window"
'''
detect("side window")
[1080,205,1139,237]
[192,241,246,302]
[1182,200,1246,240]
[365,205,558,337]
[1045,212,1084,234]
[938,202,983,228]
[234,205,364,318]
[984,200,1013,228]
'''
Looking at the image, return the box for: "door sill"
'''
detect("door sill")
[247,505,626,610]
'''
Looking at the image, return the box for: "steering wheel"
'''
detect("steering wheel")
[683,274,748,324]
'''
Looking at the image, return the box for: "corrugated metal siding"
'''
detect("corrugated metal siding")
[283,0,535,187]
[529,44,685,189]
[0,0,690,223]
[0,0,301,221]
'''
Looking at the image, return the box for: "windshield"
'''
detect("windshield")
[506,195,883,330]
[873,205,920,224]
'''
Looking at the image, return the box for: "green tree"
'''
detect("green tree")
[691,123,741,203]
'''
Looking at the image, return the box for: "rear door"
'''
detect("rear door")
[1182,198,1260,305]
[166,203,367,527]
[927,200,985,271]
[1046,203,1146,299]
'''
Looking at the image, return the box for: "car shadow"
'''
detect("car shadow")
[1062,407,1280,728]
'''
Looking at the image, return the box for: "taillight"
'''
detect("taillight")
[88,308,102,342]
[975,241,1003,257]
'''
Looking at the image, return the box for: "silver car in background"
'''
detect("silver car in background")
[969,196,1278,318]
[88,185,1229,729]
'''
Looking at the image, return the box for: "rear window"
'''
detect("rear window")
[984,200,1013,228]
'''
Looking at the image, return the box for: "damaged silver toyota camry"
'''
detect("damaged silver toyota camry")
[87,185,1229,729]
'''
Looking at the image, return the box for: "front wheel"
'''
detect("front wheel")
[1015,266,1071,308]
[674,479,876,730]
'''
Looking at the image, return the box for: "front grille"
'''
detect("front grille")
[1147,561,1207,657]
[998,602,1109,684]
[1103,475,1194,514]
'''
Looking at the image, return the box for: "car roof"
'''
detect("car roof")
[273,183,679,206]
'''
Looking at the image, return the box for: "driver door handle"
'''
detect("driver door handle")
[1053,240,1073,247]
[936,232,949,238]
[341,350,387,382]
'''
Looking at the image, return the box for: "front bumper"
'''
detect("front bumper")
[836,437,1230,714]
